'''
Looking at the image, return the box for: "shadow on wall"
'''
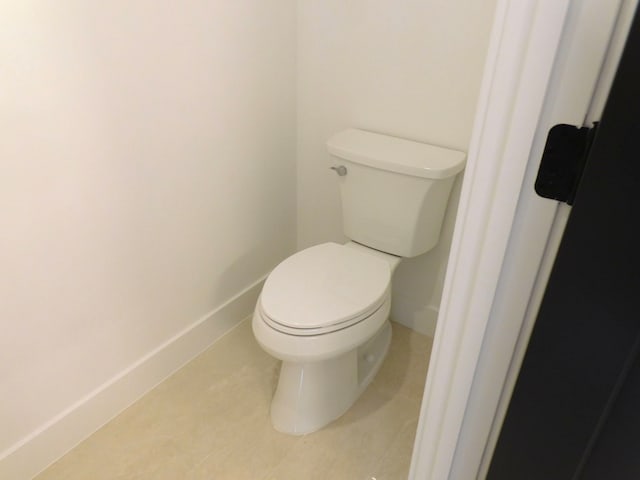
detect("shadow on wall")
[391,173,464,336]
[208,244,276,309]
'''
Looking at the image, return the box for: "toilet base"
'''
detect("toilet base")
[270,321,392,435]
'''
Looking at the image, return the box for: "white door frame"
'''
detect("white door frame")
[409,0,632,478]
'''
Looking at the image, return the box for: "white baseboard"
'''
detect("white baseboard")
[0,277,265,480]
[391,294,439,337]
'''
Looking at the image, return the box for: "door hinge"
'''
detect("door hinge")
[535,123,598,205]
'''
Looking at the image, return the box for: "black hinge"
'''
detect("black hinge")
[534,123,598,205]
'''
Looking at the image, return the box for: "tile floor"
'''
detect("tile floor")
[35,319,432,480]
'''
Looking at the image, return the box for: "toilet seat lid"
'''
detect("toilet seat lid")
[260,243,391,331]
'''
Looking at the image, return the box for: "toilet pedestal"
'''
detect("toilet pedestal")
[270,321,392,435]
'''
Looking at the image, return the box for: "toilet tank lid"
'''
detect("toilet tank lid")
[327,129,466,179]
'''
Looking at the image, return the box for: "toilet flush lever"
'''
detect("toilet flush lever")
[330,165,347,176]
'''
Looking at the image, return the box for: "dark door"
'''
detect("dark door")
[486,5,640,480]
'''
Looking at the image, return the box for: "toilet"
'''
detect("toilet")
[252,128,466,435]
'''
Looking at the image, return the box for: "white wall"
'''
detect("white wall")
[0,0,296,460]
[296,0,497,334]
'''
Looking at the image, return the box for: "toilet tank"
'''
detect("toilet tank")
[327,129,466,257]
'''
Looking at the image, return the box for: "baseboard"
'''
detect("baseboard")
[0,277,265,480]
[391,294,439,337]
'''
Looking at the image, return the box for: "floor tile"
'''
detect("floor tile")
[35,320,431,480]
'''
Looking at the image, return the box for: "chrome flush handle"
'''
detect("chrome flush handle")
[330,165,348,176]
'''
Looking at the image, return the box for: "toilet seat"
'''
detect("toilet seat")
[259,243,391,336]
[259,300,387,336]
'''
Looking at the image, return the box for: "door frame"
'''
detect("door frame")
[408,0,633,478]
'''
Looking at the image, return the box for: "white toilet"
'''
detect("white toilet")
[252,128,465,435]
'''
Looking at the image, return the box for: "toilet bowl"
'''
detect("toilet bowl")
[252,128,466,434]
[252,241,400,435]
